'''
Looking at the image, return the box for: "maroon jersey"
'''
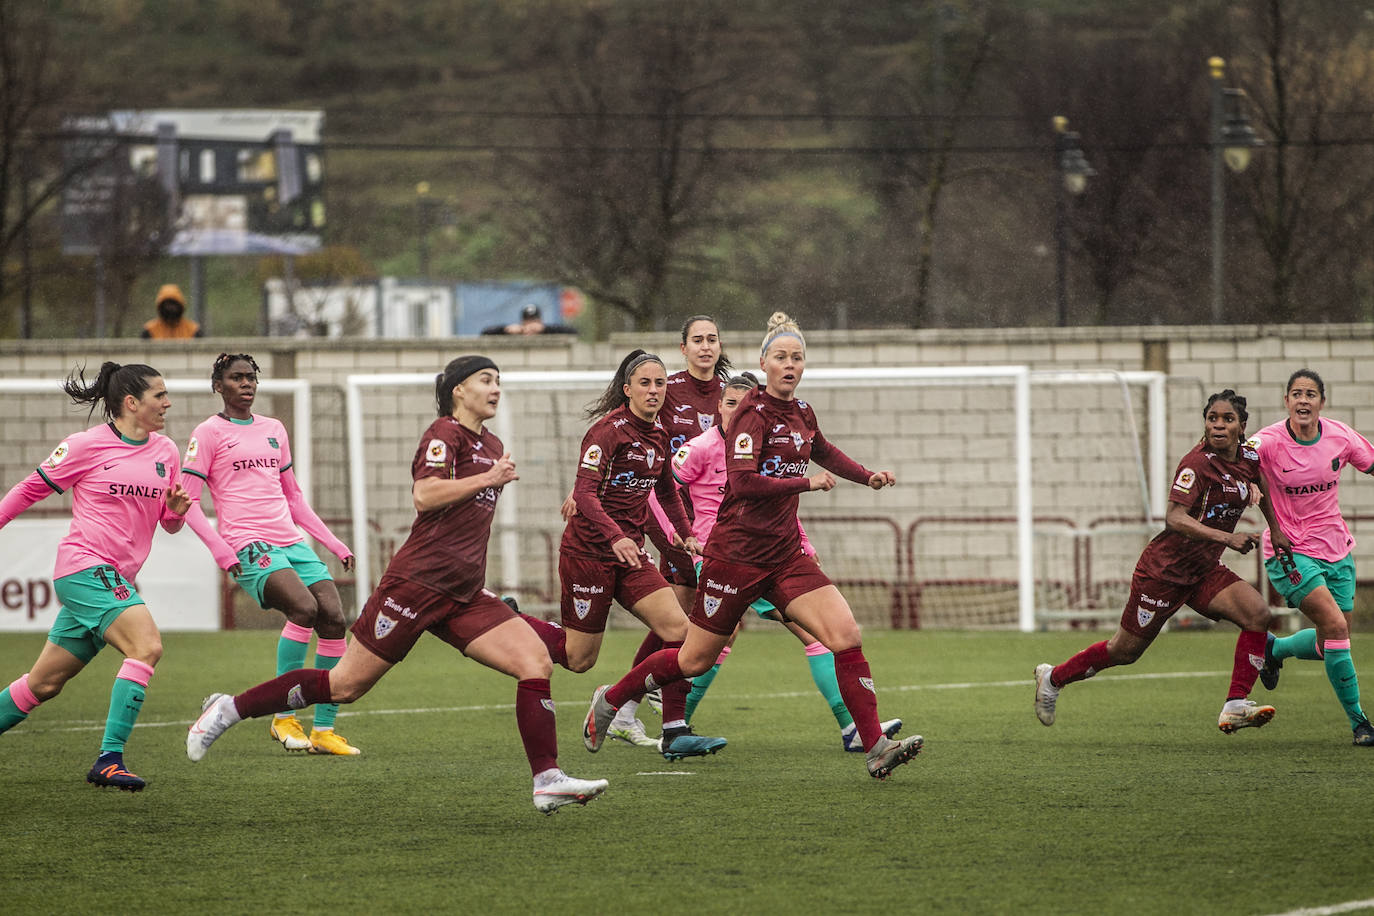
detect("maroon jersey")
[384,416,504,602]
[662,371,725,453]
[561,405,690,561]
[706,388,871,568]
[1134,440,1262,586]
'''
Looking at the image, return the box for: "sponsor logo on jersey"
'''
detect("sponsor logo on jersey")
[672,446,690,469]
[43,442,69,468]
[426,438,448,465]
[384,595,417,619]
[571,583,605,595]
[1136,606,1155,628]
[704,578,739,595]
[374,613,397,640]
[733,433,753,458]
[1284,480,1337,496]
[581,444,602,469]
[674,404,692,413]
[574,597,591,620]
[1173,467,1196,492]
[703,594,721,617]
[184,437,200,463]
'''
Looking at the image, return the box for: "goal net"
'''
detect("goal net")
[344,367,1169,632]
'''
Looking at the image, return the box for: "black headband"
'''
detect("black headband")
[446,355,499,385]
[625,352,665,376]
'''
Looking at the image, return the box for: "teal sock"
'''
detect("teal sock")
[101,677,145,754]
[0,687,28,734]
[805,647,852,729]
[276,631,311,716]
[684,664,722,724]
[1323,645,1368,730]
[1271,628,1323,661]
[312,652,342,730]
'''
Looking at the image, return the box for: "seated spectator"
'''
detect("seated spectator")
[481,303,577,336]
[141,285,203,339]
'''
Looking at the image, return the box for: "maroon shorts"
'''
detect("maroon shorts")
[559,551,672,634]
[352,575,515,663]
[1119,564,1244,639]
[690,553,834,636]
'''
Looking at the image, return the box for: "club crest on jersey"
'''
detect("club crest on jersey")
[1173,468,1196,492]
[44,442,69,468]
[267,437,279,449]
[426,438,448,466]
[574,598,591,620]
[581,445,602,470]
[155,461,166,478]
[1333,458,1341,472]
[184,437,200,463]
[703,594,721,618]
[644,448,655,467]
[1237,481,1248,502]
[790,431,804,451]
[374,613,397,640]
[733,433,753,458]
[1137,606,1155,628]
[698,412,713,431]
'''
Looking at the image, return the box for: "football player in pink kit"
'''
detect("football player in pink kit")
[660,372,903,751]
[582,313,923,780]
[518,349,728,761]
[188,356,608,814]
[0,362,190,791]
[1253,369,1374,746]
[181,354,360,756]
[1034,389,1283,734]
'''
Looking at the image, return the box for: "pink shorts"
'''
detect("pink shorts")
[352,575,514,663]
[1119,564,1244,639]
[559,551,672,634]
[690,553,834,636]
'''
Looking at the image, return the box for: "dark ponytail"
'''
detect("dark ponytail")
[435,355,499,417]
[585,349,666,420]
[62,362,161,421]
[680,314,732,380]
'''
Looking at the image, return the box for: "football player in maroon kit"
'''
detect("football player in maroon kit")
[188,356,608,814]
[604,315,732,747]
[1033,389,1284,735]
[519,349,728,761]
[581,312,925,780]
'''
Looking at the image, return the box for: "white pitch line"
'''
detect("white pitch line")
[1260,900,1374,916]
[634,771,695,776]
[11,669,1232,735]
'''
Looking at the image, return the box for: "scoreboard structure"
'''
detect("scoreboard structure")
[62,109,325,257]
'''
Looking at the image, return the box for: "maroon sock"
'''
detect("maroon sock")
[832,647,882,750]
[1228,630,1267,700]
[233,669,332,719]
[1052,640,1113,687]
[655,641,688,722]
[606,646,684,708]
[518,613,568,668]
[515,678,558,775]
[632,631,664,666]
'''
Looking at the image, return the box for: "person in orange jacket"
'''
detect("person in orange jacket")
[141,285,203,339]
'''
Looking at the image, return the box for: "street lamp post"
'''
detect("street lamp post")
[1208,56,1262,324]
[1053,116,1095,327]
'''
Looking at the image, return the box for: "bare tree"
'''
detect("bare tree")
[496,0,751,333]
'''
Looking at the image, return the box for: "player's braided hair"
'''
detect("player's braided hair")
[211,352,260,391]
[62,362,161,421]
[1204,388,1248,427]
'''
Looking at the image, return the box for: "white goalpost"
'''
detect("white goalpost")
[344,366,1167,632]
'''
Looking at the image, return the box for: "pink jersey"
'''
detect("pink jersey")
[0,423,184,581]
[181,414,349,566]
[1254,417,1374,562]
[650,426,813,556]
